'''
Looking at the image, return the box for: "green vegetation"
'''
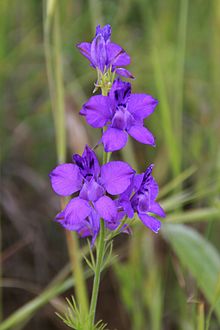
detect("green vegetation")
[1,0,220,329]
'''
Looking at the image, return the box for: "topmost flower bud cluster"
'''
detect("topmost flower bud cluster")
[49,24,165,243]
[77,24,134,93]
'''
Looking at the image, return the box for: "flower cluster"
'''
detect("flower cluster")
[77,24,133,80]
[50,146,134,244]
[50,24,165,242]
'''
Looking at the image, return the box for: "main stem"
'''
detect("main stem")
[89,87,110,326]
[89,220,105,324]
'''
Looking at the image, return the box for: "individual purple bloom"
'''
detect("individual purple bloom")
[118,164,165,233]
[77,24,133,78]
[80,78,158,152]
[49,145,135,242]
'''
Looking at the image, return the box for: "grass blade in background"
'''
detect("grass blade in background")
[162,224,220,323]
[174,0,188,168]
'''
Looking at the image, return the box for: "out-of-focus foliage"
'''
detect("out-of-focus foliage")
[1,0,220,329]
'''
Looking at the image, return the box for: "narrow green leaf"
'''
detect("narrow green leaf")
[165,208,220,224]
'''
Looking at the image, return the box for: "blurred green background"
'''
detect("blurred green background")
[1,0,220,329]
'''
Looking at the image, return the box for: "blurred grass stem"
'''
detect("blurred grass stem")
[43,0,88,315]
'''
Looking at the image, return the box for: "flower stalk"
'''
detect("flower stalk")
[48,23,165,328]
[89,86,109,326]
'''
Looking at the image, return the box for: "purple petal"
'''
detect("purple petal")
[138,213,161,233]
[118,173,144,202]
[137,194,150,213]
[115,68,134,79]
[149,201,166,218]
[89,210,100,246]
[49,164,82,196]
[73,145,100,179]
[95,196,117,222]
[120,199,134,218]
[133,173,144,191]
[79,179,105,202]
[55,210,65,222]
[107,42,130,67]
[102,127,128,152]
[109,79,131,105]
[144,164,154,179]
[101,161,134,195]
[96,24,111,41]
[128,125,155,146]
[64,197,91,230]
[80,95,111,128]
[128,94,158,120]
[76,42,93,65]
[91,35,107,71]
[77,209,100,246]
[149,177,159,200]
[105,220,120,231]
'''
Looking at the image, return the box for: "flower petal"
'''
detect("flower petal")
[80,95,111,128]
[149,201,166,218]
[91,35,107,71]
[115,68,134,79]
[128,94,158,120]
[128,125,155,146]
[96,24,111,41]
[138,213,161,233]
[107,42,130,67]
[120,199,134,218]
[137,194,149,213]
[73,145,100,179]
[76,42,93,64]
[79,179,105,202]
[77,209,100,246]
[149,177,159,200]
[102,127,128,152]
[133,173,144,191]
[101,161,134,195]
[64,197,91,230]
[95,196,117,222]
[90,211,100,246]
[49,164,82,196]
[105,220,120,231]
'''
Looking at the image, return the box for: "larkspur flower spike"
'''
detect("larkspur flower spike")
[50,24,165,242]
[77,24,134,93]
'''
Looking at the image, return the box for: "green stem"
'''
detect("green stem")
[89,220,105,325]
[0,217,2,323]
[89,86,109,326]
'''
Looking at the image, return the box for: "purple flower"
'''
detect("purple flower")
[118,164,165,233]
[77,24,133,78]
[49,146,134,242]
[80,79,158,152]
